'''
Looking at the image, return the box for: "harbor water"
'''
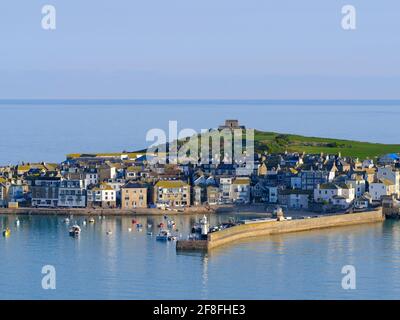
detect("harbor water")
[1,214,400,299]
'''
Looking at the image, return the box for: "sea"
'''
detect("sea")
[1,100,400,299]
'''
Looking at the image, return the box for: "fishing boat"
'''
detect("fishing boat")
[147,223,152,228]
[156,229,171,241]
[2,228,10,237]
[69,225,81,237]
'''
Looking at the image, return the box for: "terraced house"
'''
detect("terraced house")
[58,180,86,208]
[121,182,148,209]
[87,183,116,208]
[30,176,61,207]
[153,180,190,207]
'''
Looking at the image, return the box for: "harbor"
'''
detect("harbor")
[177,208,385,251]
[0,211,397,299]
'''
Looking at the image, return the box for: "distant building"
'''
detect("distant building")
[300,170,330,190]
[87,183,116,208]
[31,177,61,207]
[378,153,400,165]
[232,177,251,204]
[218,120,245,130]
[121,182,147,209]
[314,183,355,208]
[369,179,396,201]
[278,189,311,210]
[58,180,86,208]
[153,180,190,207]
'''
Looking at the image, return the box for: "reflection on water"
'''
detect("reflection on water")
[1,214,400,299]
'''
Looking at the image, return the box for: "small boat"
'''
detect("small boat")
[147,223,152,228]
[158,222,165,228]
[64,218,70,224]
[2,228,10,237]
[128,228,132,232]
[136,223,143,228]
[88,218,95,223]
[69,225,81,237]
[168,236,177,241]
[147,231,153,236]
[156,229,171,241]
[15,219,20,226]
[132,219,137,224]
[82,220,87,226]
[106,230,113,235]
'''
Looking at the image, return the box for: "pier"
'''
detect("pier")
[176,208,385,251]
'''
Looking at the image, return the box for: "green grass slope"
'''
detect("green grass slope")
[254,130,400,159]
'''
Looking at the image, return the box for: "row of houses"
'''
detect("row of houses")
[1,146,400,211]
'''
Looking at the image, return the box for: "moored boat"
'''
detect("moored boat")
[69,225,81,236]
[2,228,11,237]
[156,229,171,241]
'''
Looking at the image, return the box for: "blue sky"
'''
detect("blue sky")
[0,0,399,99]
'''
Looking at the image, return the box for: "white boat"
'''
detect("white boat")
[64,218,70,224]
[106,230,113,235]
[156,229,171,241]
[88,218,95,223]
[69,225,81,236]
[15,219,20,226]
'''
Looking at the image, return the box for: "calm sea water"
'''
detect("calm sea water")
[0,214,400,300]
[1,101,400,164]
[1,101,400,300]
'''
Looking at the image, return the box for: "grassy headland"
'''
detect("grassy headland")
[66,130,400,160]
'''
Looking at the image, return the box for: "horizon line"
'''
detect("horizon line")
[1,99,400,106]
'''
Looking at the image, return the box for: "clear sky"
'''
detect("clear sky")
[0,0,399,99]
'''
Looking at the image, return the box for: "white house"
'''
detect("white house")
[369,179,396,201]
[354,193,372,209]
[314,183,355,207]
[58,180,86,208]
[87,183,116,208]
[346,175,366,198]
[377,166,400,196]
[84,169,98,188]
[219,177,234,203]
[231,177,251,204]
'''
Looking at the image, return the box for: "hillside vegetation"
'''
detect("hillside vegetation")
[254,130,400,159]
[66,130,400,161]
